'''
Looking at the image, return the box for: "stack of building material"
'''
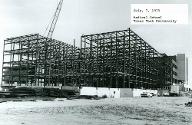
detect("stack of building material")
[10,87,36,97]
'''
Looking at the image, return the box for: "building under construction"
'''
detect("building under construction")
[1,28,185,90]
[1,34,80,88]
[80,28,174,89]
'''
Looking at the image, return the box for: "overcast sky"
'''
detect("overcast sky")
[0,0,192,86]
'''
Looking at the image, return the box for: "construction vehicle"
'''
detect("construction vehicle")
[170,84,180,96]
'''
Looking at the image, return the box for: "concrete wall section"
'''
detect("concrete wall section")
[80,87,157,98]
[80,87,120,98]
[133,89,143,97]
[120,88,133,97]
[80,87,97,96]
[109,88,120,98]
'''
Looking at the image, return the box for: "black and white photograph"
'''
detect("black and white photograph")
[0,0,192,125]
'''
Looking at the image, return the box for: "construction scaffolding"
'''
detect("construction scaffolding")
[80,28,172,89]
[1,34,80,88]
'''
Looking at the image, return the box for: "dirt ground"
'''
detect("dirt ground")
[0,97,192,125]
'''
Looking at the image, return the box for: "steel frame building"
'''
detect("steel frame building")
[1,28,175,89]
[1,34,80,88]
[80,28,173,89]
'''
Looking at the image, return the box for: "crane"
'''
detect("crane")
[43,0,63,86]
[45,0,63,39]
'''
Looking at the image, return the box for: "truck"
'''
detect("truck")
[170,85,180,96]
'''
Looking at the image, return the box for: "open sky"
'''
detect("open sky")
[0,0,191,87]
